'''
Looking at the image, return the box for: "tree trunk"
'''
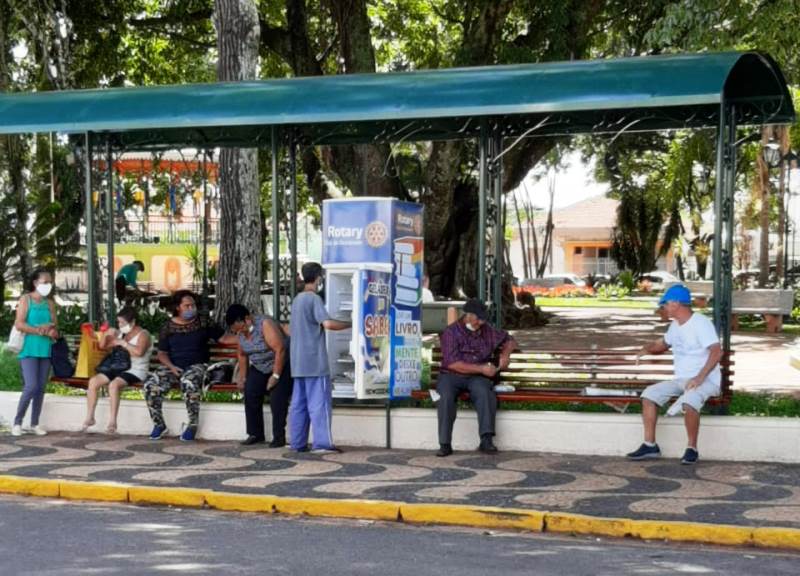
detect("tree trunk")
[213,0,262,322]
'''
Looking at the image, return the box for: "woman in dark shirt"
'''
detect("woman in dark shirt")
[143,290,224,441]
[226,304,292,447]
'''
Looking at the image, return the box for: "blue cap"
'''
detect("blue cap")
[659,284,691,306]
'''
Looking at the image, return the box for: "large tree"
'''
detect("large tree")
[213,0,263,322]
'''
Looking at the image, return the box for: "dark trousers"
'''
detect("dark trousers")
[244,361,293,442]
[437,372,497,445]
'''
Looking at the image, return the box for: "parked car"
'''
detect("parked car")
[520,273,588,288]
[639,270,680,285]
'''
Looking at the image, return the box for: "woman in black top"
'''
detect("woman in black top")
[143,290,225,441]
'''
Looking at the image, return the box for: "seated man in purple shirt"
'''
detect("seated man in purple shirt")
[436,299,517,457]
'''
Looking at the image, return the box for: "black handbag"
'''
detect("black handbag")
[96,346,131,375]
[51,337,75,378]
[203,360,235,393]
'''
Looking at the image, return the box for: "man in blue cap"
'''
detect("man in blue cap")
[627,284,722,465]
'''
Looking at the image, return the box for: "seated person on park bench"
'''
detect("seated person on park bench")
[115,260,152,305]
[626,284,722,465]
[435,299,516,458]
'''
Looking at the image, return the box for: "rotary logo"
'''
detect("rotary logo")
[365,220,388,248]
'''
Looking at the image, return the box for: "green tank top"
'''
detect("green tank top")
[18,297,53,359]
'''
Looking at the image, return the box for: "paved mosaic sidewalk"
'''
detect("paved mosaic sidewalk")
[1,433,799,529]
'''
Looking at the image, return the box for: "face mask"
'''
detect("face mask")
[465,322,478,332]
[119,324,132,335]
[36,283,53,297]
[248,324,255,334]
[181,309,197,321]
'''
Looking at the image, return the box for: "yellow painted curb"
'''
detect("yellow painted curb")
[752,527,800,549]
[2,473,800,551]
[59,480,129,502]
[128,486,208,508]
[274,496,400,521]
[545,512,633,538]
[0,475,60,497]
[206,492,276,513]
[629,519,753,547]
[400,503,545,532]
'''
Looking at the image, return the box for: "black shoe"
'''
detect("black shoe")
[681,447,699,465]
[240,436,265,446]
[436,444,453,457]
[626,443,661,460]
[269,438,286,448]
[479,436,498,454]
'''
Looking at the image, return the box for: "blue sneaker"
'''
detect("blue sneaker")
[681,447,699,465]
[626,443,661,460]
[180,426,196,442]
[149,425,168,440]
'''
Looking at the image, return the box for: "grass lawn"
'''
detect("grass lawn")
[535,297,657,309]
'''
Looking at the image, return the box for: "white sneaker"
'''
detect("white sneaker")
[31,425,47,436]
[11,425,22,437]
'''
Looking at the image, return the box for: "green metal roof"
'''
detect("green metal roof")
[0,51,793,149]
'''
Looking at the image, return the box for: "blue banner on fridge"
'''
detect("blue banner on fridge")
[358,269,391,398]
[390,202,424,399]
[322,199,394,264]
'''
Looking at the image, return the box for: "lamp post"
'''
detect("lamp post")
[762,141,782,286]
[784,150,799,287]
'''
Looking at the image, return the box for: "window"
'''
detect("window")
[574,247,582,255]
[598,247,609,258]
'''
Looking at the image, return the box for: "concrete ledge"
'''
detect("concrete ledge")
[2,474,799,551]
[2,391,799,463]
[128,485,208,508]
[59,479,128,502]
[273,497,400,521]
[400,503,544,532]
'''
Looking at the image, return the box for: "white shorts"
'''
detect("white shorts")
[640,378,721,413]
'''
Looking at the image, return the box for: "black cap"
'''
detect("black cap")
[463,299,489,321]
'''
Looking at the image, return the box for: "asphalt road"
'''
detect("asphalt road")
[0,495,797,575]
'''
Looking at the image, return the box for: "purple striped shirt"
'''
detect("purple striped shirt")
[441,320,510,372]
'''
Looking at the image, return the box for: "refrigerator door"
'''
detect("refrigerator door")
[327,270,356,399]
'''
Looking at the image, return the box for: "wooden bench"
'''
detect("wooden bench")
[51,335,239,394]
[731,289,794,333]
[412,347,734,409]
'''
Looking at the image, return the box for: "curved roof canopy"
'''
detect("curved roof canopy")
[0,51,793,149]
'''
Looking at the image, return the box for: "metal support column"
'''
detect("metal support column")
[271,127,281,319]
[289,138,298,302]
[201,150,210,304]
[84,132,96,325]
[722,104,737,356]
[492,129,504,328]
[105,139,115,324]
[477,121,488,302]
[712,101,736,393]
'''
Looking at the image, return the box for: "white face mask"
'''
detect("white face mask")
[465,322,478,332]
[119,323,132,335]
[36,283,53,297]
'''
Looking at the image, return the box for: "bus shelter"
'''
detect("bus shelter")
[0,51,794,367]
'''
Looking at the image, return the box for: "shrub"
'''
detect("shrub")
[0,307,14,340]
[513,285,594,298]
[618,270,636,292]
[597,283,631,299]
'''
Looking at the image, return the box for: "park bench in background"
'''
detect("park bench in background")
[412,346,734,411]
[731,289,794,333]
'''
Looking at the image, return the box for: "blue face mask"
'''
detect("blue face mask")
[181,309,197,321]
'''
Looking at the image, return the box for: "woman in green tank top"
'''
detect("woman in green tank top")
[12,269,59,437]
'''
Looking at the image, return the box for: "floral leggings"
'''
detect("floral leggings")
[143,364,207,429]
